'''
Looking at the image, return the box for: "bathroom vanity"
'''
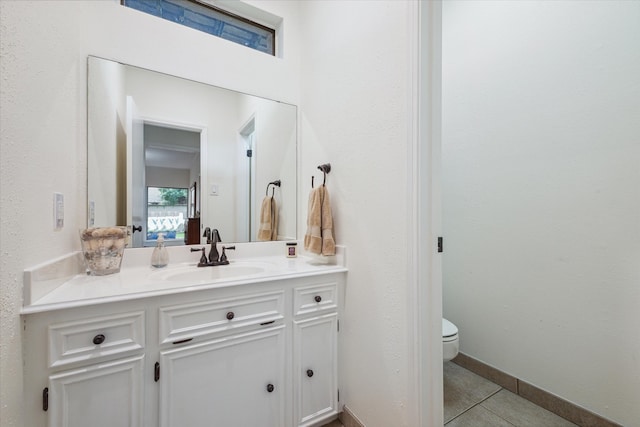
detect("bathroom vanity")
[21,244,346,427]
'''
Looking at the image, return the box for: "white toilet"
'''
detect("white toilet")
[442,318,459,361]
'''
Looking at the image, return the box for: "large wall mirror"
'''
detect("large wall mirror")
[87,56,297,247]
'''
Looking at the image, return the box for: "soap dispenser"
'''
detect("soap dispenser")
[151,233,169,268]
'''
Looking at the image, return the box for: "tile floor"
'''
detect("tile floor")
[444,362,578,426]
[322,362,578,427]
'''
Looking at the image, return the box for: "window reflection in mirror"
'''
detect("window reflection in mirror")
[147,186,188,243]
[87,56,297,248]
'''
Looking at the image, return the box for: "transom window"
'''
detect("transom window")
[122,0,275,55]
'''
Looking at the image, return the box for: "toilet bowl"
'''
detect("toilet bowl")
[442,318,459,361]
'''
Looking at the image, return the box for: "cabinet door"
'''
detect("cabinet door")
[48,355,144,427]
[293,313,338,427]
[159,326,285,427]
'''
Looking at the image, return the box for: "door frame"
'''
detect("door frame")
[136,116,207,247]
[408,1,443,426]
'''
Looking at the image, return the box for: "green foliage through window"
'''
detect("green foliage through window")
[158,188,188,206]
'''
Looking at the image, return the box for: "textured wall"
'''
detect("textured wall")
[1,4,85,424]
[442,1,640,425]
[299,2,414,426]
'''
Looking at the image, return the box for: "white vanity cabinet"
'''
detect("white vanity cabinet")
[293,283,339,427]
[159,326,286,426]
[47,355,145,427]
[156,290,287,427]
[23,272,344,427]
[22,307,147,427]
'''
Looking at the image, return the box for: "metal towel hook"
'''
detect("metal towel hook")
[265,179,281,196]
[317,163,331,186]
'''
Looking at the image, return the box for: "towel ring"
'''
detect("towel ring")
[265,179,281,196]
[312,163,331,187]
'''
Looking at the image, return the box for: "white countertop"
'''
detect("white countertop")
[22,243,347,314]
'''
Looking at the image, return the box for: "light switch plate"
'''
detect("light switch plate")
[53,193,64,230]
[88,200,95,226]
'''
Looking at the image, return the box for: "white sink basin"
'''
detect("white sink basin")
[151,262,271,283]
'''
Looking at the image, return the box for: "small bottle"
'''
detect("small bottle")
[151,233,169,268]
[286,242,297,258]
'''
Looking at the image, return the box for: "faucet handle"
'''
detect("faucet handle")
[219,246,235,264]
[190,247,208,267]
[202,227,211,243]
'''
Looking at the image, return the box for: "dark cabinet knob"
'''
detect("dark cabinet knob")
[226,311,235,320]
[93,334,106,345]
[314,295,322,303]
[306,369,314,378]
[266,384,274,393]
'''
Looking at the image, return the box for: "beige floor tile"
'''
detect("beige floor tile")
[446,405,515,427]
[444,361,502,423]
[481,389,578,427]
[321,419,343,427]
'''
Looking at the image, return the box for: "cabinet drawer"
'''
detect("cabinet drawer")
[48,311,145,368]
[159,291,285,344]
[293,283,338,317]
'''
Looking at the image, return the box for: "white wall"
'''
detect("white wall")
[238,95,297,240]
[146,166,190,189]
[299,2,414,426]
[442,1,640,425]
[87,59,126,226]
[0,1,301,426]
